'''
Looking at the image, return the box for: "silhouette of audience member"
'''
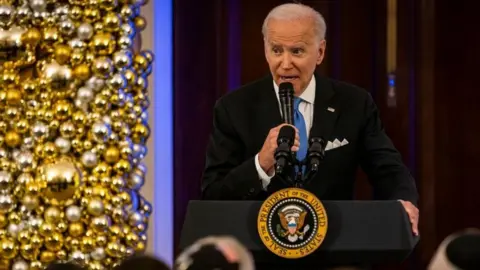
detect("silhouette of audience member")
[428,229,480,270]
[45,262,85,270]
[175,236,254,270]
[114,254,171,270]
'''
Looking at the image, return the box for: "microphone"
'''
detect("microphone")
[304,137,326,180]
[274,125,295,175]
[279,82,294,125]
[445,234,480,270]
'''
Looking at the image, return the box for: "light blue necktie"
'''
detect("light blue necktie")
[294,97,308,162]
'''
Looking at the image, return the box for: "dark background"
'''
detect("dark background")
[173,0,480,268]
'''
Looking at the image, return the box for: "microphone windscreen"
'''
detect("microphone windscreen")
[278,125,295,145]
[279,82,294,96]
[445,234,480,270]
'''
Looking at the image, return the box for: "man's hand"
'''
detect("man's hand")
[399,200,419,236]
[258,124,299,173]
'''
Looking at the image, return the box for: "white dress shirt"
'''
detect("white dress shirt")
[254,76,316,189]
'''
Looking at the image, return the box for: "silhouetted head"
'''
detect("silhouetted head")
[175,236,254,270]
[114,254,170,270]
[45,262,85,270]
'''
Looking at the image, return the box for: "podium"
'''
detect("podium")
[179,200,419,269]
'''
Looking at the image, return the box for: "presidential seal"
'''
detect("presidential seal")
[257,188,328,259]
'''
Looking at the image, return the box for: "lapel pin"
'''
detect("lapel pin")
[327,107,335,112]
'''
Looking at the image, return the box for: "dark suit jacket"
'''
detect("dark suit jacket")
[201,74,418,205]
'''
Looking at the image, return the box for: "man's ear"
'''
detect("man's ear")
[316,39,326,65]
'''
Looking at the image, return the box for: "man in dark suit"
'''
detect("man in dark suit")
[201,3,419,235]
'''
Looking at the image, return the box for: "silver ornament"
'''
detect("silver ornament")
[102,116,112,125]
[128,211,143,226]
[81,151,98,168]
[68,38,86,50]
[91,121,111,143]
[7,222,19,237]
[12,260,29,270]
[120,20,136,37]
[86,76,105,91]
[54,5,69,19]
[31,11,47,24]
[137,162,147,174]
[118,35,133,49]
[29,0,47,12]
[70,250,86,265]
[77,87,94,102]
[107,73,127,89]
[59,18,75,36]
[31,121,49,140]
[55,137,71,154]
[127,173,144,190]
[140,110,148,122]
[77,22,94,41]
[0,148,7,159]
[113,50,132,70]
[16,5,33,25]
[28,216,43,230]
[22,137,35,150]
[0,171,11,192]
[0,4,15,28]
[15,151,36,172]
[65,205,82,222]
[91,247,106,261]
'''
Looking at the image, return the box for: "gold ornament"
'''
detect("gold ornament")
[39,160,82,204]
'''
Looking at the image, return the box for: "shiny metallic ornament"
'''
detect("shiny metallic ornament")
[7,222,19,237]
[12,260,29,270]
[39,160,82,204]
[78,23,94,41]
[59,18,76,36]
[81,151,98,168]
[127,173,144,190]
[118,35,133,49]
[29,0,47,12]
[108,73,127,89]
[0,4,15,29]
[69,38,86,50]
[77,86,95,102]
[31,121,49,141]
[91,122,111,143]
[65,205,82,222]
[16,6,32,25]
[86,76,106,91]
[15,151,36,172]
[91,247,106,261]
[54,5,70,20]
[55,137,71,154]
[0,171,12,192]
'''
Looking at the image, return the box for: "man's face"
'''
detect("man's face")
[264,18,326,95]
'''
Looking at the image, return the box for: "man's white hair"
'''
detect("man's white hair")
[262,3,327,44]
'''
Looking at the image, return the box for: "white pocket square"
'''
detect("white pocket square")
[325,138,349,151]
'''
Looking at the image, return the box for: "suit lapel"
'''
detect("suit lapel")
[310,74,340,142]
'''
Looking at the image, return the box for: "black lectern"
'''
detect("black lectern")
[179,200,419,269]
